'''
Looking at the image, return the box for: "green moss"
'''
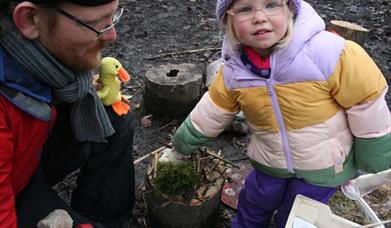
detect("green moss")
[153,162,201,198]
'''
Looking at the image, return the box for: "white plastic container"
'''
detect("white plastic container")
[341,169,391,200]
[341,169,391,228]
[285,194,360,228]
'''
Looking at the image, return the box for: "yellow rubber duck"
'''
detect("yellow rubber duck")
[97,57,131,116]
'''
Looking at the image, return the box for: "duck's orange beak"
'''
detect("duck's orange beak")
[117,68,131,82]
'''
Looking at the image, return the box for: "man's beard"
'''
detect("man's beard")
[70,51,102,71]
[51,41,107,72]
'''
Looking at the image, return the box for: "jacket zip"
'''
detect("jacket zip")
[265,66,294,173]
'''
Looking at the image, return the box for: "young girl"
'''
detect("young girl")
[160,0,391,227]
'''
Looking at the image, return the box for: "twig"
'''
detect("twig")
[201,170,216,197]
[159,142,173,148]
[142,218,147,228]
[201,166,226,198]
[145,47,221,60]
[137,180,145,191]
[197,157,206,173]
[140,193,149,228]
[153,152,159,179]
[151,120,177,133]
[209,159,223,175]
[134,144,171,165]
[200,148,240,169]
[153,198,177,210]
[141,192,148,211]
[231,156,249,162]
[201,180,215,197]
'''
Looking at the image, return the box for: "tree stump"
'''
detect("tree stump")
[144,148,226,228]
[328,20,369,46]
[143,63,203,118]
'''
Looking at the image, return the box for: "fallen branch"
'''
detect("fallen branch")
[145,47,221,60]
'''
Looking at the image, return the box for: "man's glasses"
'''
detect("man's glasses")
[56,5,124,37]
[227,0,287,22]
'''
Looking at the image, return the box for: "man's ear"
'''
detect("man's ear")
[12,2,40,39]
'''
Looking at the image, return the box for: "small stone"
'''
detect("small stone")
[37,209,73,228]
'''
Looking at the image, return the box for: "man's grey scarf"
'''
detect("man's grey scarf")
[0,15,114,143]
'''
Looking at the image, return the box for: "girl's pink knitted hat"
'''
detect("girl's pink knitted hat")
[216,0,302,23]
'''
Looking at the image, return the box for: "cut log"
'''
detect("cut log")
[143,63,203,118]
[144,148,225,228]
[145,179,222,228]
[328,20,369,46]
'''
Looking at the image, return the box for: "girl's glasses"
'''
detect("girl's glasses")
[56,5,124,37]
[227,0,287,22]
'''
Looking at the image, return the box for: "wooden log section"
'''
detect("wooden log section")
[144,149,225,228]
[328,20,369,46]
[143,63,203,118]
[144,179,222,228]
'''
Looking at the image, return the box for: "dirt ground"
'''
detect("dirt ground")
[76,0,391,227]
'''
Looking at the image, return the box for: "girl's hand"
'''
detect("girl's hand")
[158,147,189,164]
[92,74,102,91]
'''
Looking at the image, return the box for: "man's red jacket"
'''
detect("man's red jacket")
[0,46,56,227]
[0,95,55,227]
